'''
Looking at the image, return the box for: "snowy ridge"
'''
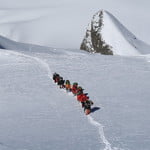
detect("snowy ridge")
[103,10,150,55]
[81,10,150,56]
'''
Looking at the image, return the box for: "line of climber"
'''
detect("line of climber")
[53,72,94,115]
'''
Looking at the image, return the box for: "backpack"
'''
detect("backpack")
[66,80,70,85]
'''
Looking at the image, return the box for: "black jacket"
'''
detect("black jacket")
[83,100,93,110]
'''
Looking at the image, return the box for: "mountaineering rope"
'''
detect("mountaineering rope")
[87,115,113,150]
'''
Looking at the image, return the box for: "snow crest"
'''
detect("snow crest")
[81,10,150,56]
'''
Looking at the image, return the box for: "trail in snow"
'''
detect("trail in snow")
[87,115,113,150]
[58,81,118,150]
[4,49,122,150]
[49,70,118,150]
[5,50,52,79]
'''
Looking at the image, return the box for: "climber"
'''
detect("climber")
[71,82,78,95]
[77,92,89,103]
[53,72,58,81]
[53,72,60,83]
[58,77,65,88]
[65,80,71,92]
[83,100,94,115]
[76,86,84,95]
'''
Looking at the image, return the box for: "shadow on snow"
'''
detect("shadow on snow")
[91,107,100,113]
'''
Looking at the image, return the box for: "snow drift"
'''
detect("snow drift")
[80,10,150,56]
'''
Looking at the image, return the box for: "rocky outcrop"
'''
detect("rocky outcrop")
[80,10,113,55]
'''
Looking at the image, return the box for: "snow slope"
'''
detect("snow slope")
[0,36,150,150]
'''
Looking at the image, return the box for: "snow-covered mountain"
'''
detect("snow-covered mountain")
[80,10,150,55]
[0,3,150,150]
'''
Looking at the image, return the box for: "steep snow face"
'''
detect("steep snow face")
[81,10,150,56]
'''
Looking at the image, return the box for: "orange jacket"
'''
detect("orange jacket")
[65,84,71,89]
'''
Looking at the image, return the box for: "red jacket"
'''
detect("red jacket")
[72,85,78,94]
[77,94,89,102]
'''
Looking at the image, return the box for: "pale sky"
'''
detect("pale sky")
[0,0,149,49]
